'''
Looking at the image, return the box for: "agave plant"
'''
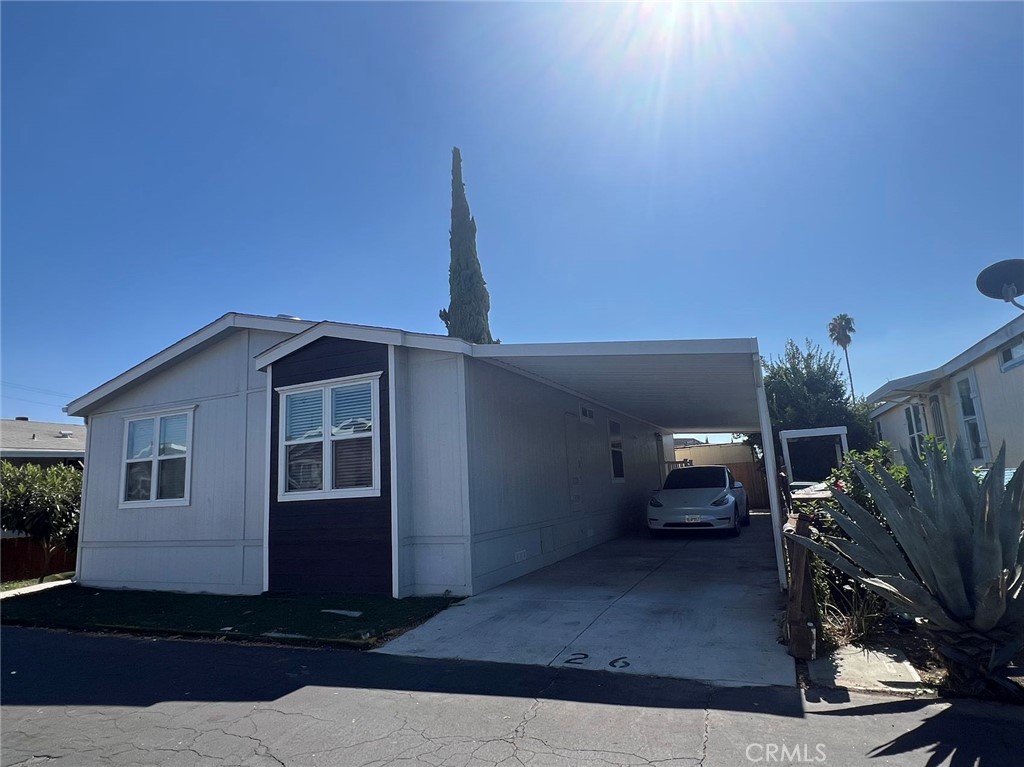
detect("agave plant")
[787,441,1024,699]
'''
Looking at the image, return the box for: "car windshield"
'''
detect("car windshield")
[663,467,727,490]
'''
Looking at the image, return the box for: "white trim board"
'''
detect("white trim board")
[866,314,1024,404]
[67,313,315,416]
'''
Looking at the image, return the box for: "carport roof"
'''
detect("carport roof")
[256,321,765,433]
[475,340,763,432]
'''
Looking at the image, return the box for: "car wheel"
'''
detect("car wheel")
[728,506,741,537]
[741,503,751,526]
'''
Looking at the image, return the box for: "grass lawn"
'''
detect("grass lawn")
[0,571,76,592]
[0,585,455,648]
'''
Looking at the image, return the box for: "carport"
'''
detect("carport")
[378,337,795,687]
[474,337,786,590]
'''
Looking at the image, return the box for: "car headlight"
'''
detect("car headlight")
[710,495,730,507]
[649,497,663,508]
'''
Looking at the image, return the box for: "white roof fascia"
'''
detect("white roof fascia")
[254,322,471,370]
[866,315,1024,404]
[0,450,86,458]
[778,426,848,440]
[472,337,758,360]
[942,314,1023,377]
[866,369,943,404]
[66,313,315,416]
[869,401,904,420]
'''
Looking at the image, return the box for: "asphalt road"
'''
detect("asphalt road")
[2,626,1021,766]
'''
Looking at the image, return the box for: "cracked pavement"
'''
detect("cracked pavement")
[2,627,1022,766]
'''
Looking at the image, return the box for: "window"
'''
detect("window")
[928,395,946,444]
[121,409,193,507]
[278,372,381,501]
[608,419,625,481]
[875,420,884,442]
[1000,338,1024,372]
[664,466,728,490]
[579,403,595,424]
[904,403,926,457]
[955,371,988,463]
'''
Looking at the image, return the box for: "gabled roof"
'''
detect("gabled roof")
[866,314,1024,405]
[254,321,471,368]
[66,313,315,416]
[1,419,87,457]
[67,312,768,434]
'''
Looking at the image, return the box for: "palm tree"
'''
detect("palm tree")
[828,313,856,399]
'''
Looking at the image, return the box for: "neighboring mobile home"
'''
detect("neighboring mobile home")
[867,315,1024,468]
[66,312,786,596]
[0,417,86,467]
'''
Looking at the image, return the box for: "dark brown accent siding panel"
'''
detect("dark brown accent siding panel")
[269,337,391,594]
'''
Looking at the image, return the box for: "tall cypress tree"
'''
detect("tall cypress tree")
[439,147,495,344]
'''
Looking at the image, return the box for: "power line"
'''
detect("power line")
[2,394,68,408]
[1,381,75,398]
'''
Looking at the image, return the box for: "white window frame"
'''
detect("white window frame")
[954,368,990,465]
[608,419,625,483]
[928,394,946,444]
[276,372,382,502]
[904,403,926,457]
[119,406,195,509]
[999,338,1024,372]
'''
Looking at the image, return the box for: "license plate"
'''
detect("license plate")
[685,515,701,523]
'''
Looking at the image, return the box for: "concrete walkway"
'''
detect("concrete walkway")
[378,512,795,687]
[0,578,71,601]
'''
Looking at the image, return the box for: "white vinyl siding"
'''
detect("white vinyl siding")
[120,408,194,508]
[277,372,382,502]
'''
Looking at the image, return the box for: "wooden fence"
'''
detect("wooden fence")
[665,459,770,509]
[1,538,75,581]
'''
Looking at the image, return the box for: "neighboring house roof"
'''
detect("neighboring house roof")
[674,437,704,448]
[1,418,86,459]
[866,314,1024,406]
[66,313,316,417]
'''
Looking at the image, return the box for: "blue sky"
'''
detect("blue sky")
[2,2,1022,425]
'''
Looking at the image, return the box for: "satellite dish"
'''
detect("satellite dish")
[976,259,1024,310]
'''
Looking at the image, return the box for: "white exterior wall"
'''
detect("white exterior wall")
[873,349,1023,469]
[393,348,472,596]
[963,353,1024,467]
[875,404,915,460]
[464,358,663,594]
[77,329,292,594]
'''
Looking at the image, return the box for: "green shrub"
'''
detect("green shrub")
[1,460,81,581]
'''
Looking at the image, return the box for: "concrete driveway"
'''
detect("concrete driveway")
[377,512,796,687]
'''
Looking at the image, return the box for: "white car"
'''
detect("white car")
[647,465,749,536]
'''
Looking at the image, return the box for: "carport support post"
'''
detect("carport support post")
[755,362,787,591]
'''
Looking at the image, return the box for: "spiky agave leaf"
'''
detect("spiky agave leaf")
[787,443,1024,648]
[855,460,974,620]
[788,499,965,632]
[829,489,916,580]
